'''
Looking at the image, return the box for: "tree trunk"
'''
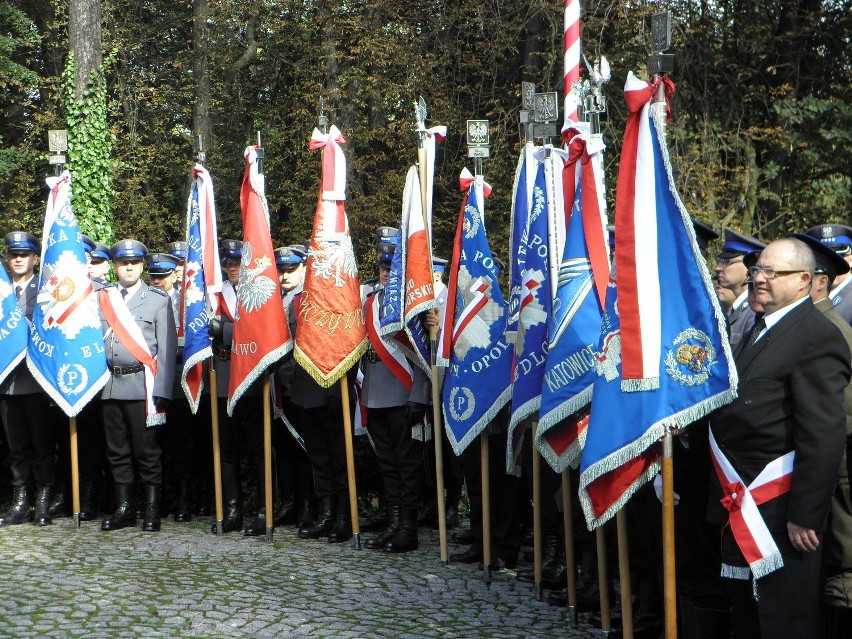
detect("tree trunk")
[68,0,102,99]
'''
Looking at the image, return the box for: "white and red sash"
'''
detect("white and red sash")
[99,287,165,426]
[218,282,238,323]
[365,293,413,391]
[709,428,794,580]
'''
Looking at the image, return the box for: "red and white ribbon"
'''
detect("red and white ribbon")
[365,293,413,391]
[709,428,794,580]
[99,288,164,426]
[309,126,348,236]
[218,281,238,323]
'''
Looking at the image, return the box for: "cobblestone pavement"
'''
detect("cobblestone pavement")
[0,517,603,639]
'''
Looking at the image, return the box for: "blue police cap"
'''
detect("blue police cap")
[146,252,181,277]
[167,241,188,260]
[376,227,399,266]
[4,231,40,255]
[804,224,852,255]
[788,233,850,280]
[432,257,448,273]
[110,239,148,261]
[220,239,243,264]
[607,226,615,248]
[717,229,765,260]
[274,246,307,271]
[91,241,111,262]
[691,219,719,252]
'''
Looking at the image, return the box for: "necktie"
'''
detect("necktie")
[121,288,128,301]
[14,286,22,300]
[743,315,766,351]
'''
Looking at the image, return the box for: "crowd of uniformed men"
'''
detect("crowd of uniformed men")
[3,219,852,638]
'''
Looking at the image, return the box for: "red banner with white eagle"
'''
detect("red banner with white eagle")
[226,146,292,415]
[294,126,367,387]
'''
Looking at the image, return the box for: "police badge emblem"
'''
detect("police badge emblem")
[664,328,716,386]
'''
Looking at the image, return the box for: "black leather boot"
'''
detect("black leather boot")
[243,508,267,536]
[142,484,161,532]
[327,495,352,544]
[517,535,561,583]
[213,463,243,533]
[385,507,419,553]
[298,495,335,539]
[101,484,135,531]
[0,486,31,526]
[79,480,98,521]
[173,478,192,522]
[273,499,297,526]
[365,505,400,550]
[296,497,315,528]
[34,485,53,526]
[359,494,388,532]
[48,482,70,517]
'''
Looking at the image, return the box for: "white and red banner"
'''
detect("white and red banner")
[294,126,367,387]
[227,146,292,415]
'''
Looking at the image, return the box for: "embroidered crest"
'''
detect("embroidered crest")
[237,241,277,314]
[665,328,716,386]
[448,386,476,421]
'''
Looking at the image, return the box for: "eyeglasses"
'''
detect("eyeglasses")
[716,257,743,267]
[748,266,805,280]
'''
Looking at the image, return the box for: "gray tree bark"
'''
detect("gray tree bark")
[68,0,102,99]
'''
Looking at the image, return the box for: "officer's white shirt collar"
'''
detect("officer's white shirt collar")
[121,280,143,301]
[757,295,809,340]
[732,290,749,312]
[13,274,34,290]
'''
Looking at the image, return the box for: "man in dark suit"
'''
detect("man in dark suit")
[709,237,851,637]
[0,231,59,527]
[99,240,176,532]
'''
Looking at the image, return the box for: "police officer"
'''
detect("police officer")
[0,232,59,527]
[146,251,198,523]
[804,224,852,324]
[99,240,176,532]
[267,246,315,530]
[361,228,429,553]
[713,229,766,350]
[210,239,267,536]
[167,241,188,286]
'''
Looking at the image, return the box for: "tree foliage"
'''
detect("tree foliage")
[0,0,849,262]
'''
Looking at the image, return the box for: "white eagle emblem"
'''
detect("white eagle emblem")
[237,242,277,314]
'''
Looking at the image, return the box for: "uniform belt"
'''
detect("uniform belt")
[109,364,144,376]
[214,346,231,361]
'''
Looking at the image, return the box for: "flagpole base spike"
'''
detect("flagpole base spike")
[483,565,492,585]
[73,513,81,529]
[265,527,274,543]
[352,532,361,551]
[441,559,449,567]
[534,582,544,602]
[566,605,578,627]
[214,520,224,536]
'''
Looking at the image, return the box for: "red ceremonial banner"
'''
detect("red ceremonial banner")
[294,126,367,387]
[227,146,292,414]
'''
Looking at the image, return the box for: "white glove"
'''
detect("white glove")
[653,474,680,505]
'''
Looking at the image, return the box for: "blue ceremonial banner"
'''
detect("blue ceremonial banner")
[506,144,534,342]
[506,159,553,472]
[181,164,222,413]
[578,76,737,528]
[26,171,109,416]
[379,224,404,336]
[439,177,512,455]
[535,182,601,471]
[0,261,28,386]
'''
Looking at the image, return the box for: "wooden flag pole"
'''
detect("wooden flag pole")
[415,96,448,565]
[263,377,274,542]
[481,431,492,584]
[209,364,224,535]
[561,469,578,626]
[616,509,635,639]
[532,422,543,601]
[596,525,612,633]
[662,431,677,639]
[70,417,81,529]
[340,378,361,550]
